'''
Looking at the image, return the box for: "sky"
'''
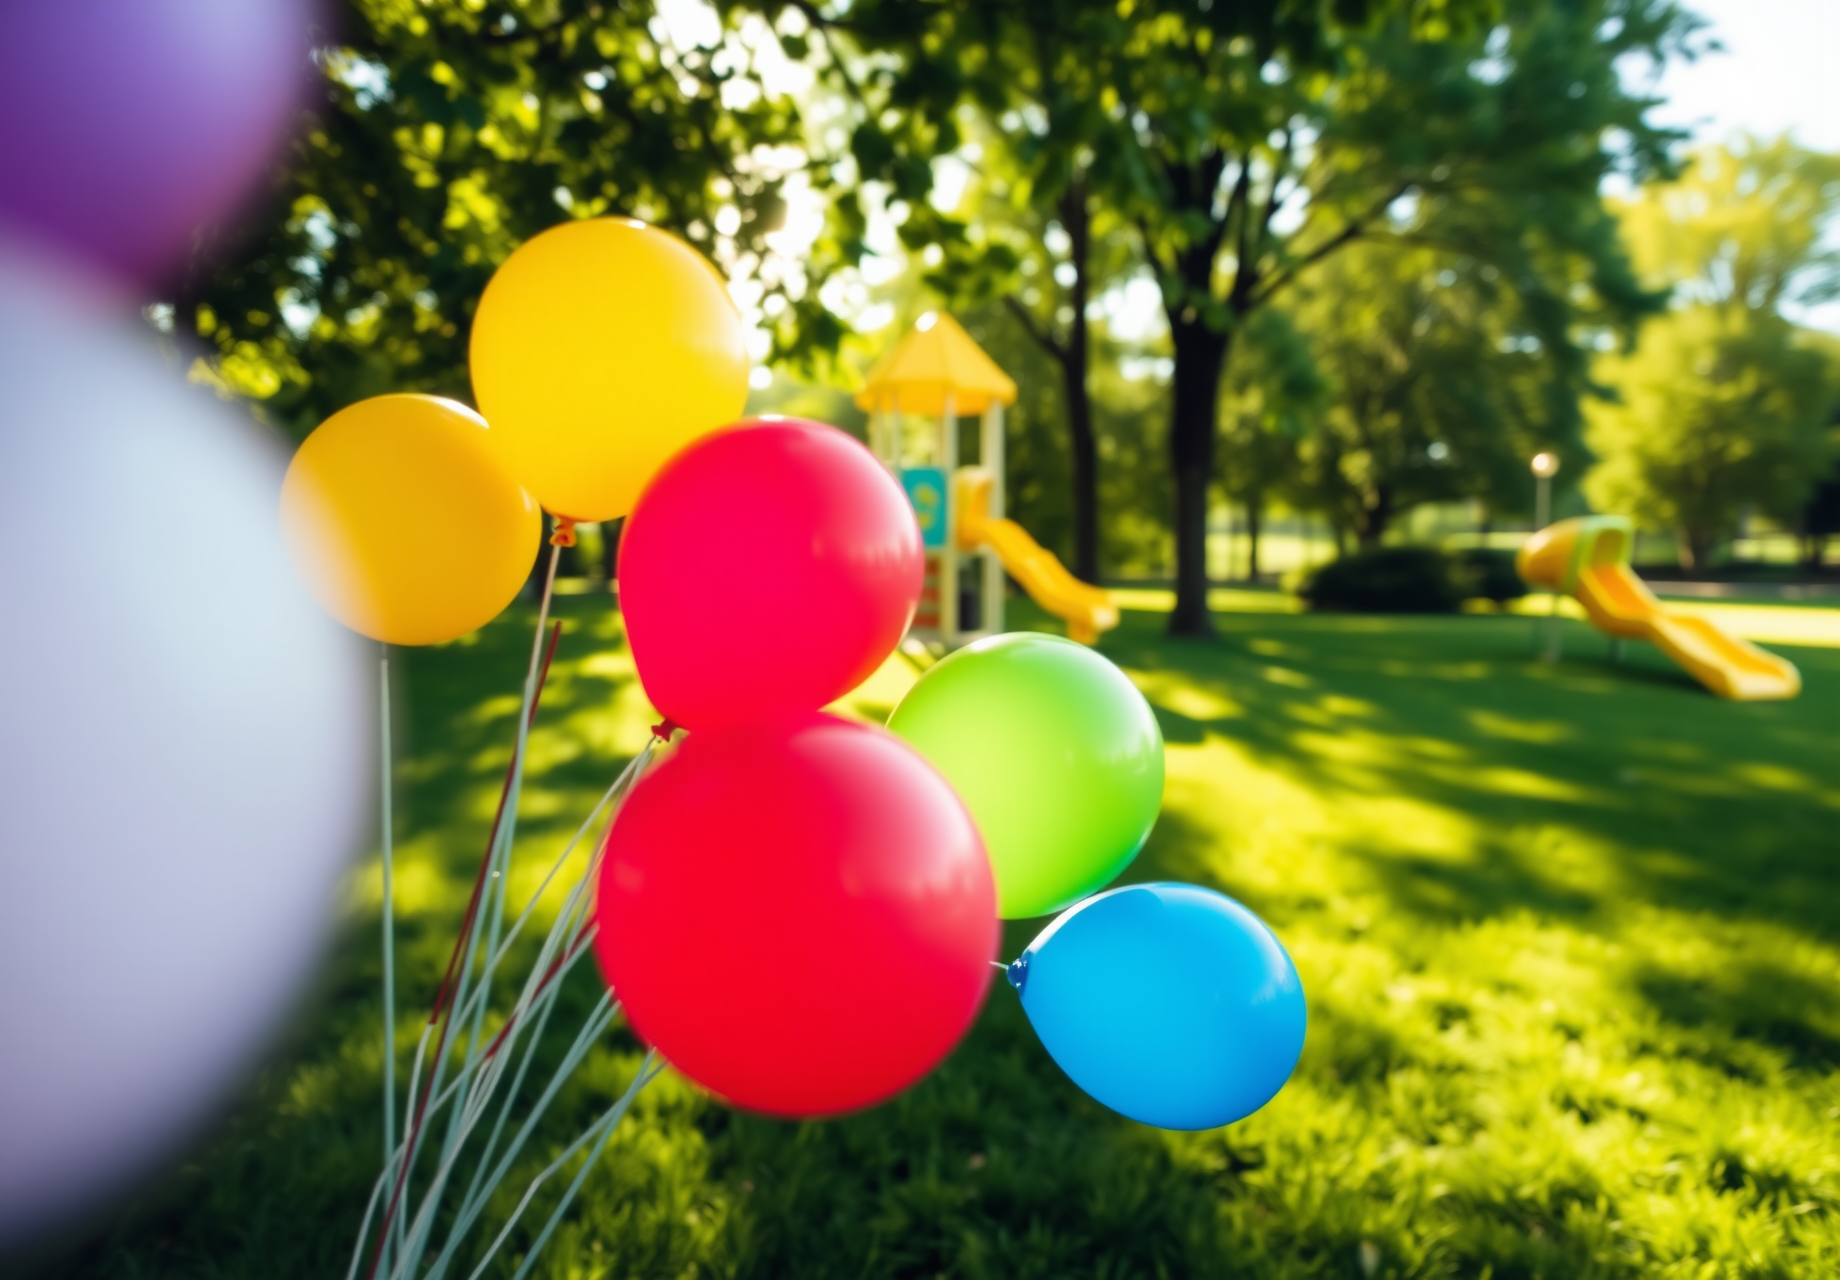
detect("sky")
[1647,0,1840,331]
[1090,0,1840,343]
[1643,0,1840,154]
[669,0,1840,362]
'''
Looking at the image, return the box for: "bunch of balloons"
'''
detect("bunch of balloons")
[282,212,1306,1131]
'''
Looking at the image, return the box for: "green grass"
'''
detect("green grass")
[36,597,1840,1279]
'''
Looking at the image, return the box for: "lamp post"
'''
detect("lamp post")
[1531,451,1559,530]
[1530,452,1562,661]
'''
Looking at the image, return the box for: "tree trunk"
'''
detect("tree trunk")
[1167,316,1230,636]
[1059,180,1100,585]
[603,516,625,581]
[1355,489,1393,548]
[1679,527,1712,572]
[1244,496,1262,581]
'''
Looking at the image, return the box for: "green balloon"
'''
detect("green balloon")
[887,632,1164,919]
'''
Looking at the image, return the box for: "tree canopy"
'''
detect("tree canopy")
[1289,240,1571,546]
[174,0,820,437]
[779,0,1695,631]
[1585,139,1840,567]
[164,0,1840,593]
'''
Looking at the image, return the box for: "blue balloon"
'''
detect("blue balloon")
[1010,883,1306,1130]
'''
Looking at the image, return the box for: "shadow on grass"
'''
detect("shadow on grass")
[1098,605,1840,942]
[35,594,1840,1280]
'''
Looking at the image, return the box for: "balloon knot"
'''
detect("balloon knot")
[550,516,578,548]
[1005,957,1028,994]
[650,719,680,743]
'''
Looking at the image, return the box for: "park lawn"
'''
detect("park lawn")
[49,595,1840,1279]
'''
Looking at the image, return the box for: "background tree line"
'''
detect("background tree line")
[174,0,1840,619]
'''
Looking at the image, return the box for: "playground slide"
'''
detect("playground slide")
[1518,517,1800,701]
[956,468,1120,644]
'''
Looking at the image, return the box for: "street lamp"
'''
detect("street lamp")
[1529,452,1563,662]
[1530,451,1560,530]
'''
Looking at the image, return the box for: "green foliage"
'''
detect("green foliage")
[798,0,1689,629]
[1619,137,1840,315]
[1295,547,1530,612]
[1453,546,1531,604]
[1297,546,1470,612]
[177,0,815,437]
[1586,140,1840,569]
[963,303,1173,577]
[1219,308,1324,511]
[50,597,1840,1277]
[1585,307,1839,568]
[1290,241,1575,544]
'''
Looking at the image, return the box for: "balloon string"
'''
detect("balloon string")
[364,617,563,1280]
[379,648,396,1275]
[430,619,564,1027]
[475,927,597,1066]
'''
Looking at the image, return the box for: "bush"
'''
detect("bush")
[1297,546,1468,613]
[1452,547,1529,604]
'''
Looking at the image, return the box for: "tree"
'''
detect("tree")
[172,0,820,438]
[1218,308,1323,579]
[1586,139,1840,568]
[1290,241,1573,546]
[1117,0,1684,630]
[1617,136,1840,316]
[1584,309,1838,567]
[992,172,1105,583]
[767,0,1687,633]
[921,131,1148,583]
[1802,452,1840,569]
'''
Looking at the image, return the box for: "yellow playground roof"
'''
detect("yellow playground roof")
[854,311,1018,416]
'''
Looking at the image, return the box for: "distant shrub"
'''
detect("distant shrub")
[1452,547,1530,605]
[1297,547,1468,613]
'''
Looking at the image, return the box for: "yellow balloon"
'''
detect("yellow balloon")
[468,218,750,522]
[281,394,542,646]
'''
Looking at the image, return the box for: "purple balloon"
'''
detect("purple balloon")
[0,0,318,286]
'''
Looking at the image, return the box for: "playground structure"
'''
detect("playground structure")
[1517,516,1801,701]
[857,312,1119,646]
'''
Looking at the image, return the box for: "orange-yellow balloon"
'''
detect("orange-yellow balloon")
[280,394,541,646]
[468,218,750,522]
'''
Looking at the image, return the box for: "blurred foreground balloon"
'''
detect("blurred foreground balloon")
[469,219,750,522]
[595,714,996,1117]
[281,394,541,646]
[0,0,318,285]
[619,418,924,731]
[888,632,1164,918]
[0,254,367,1247]
[1012,883,1306,1130]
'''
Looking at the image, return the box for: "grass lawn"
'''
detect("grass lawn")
[39,595,1840,1279]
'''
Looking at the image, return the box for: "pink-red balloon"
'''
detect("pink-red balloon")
[594,713,997,1117]
[617,417,923,731]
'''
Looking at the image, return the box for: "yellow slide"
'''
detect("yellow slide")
[956,468,1119,644]
[1518,517,1800,700]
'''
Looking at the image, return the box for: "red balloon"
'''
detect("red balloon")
[594,713,997,1117]
[617,417,923,732]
